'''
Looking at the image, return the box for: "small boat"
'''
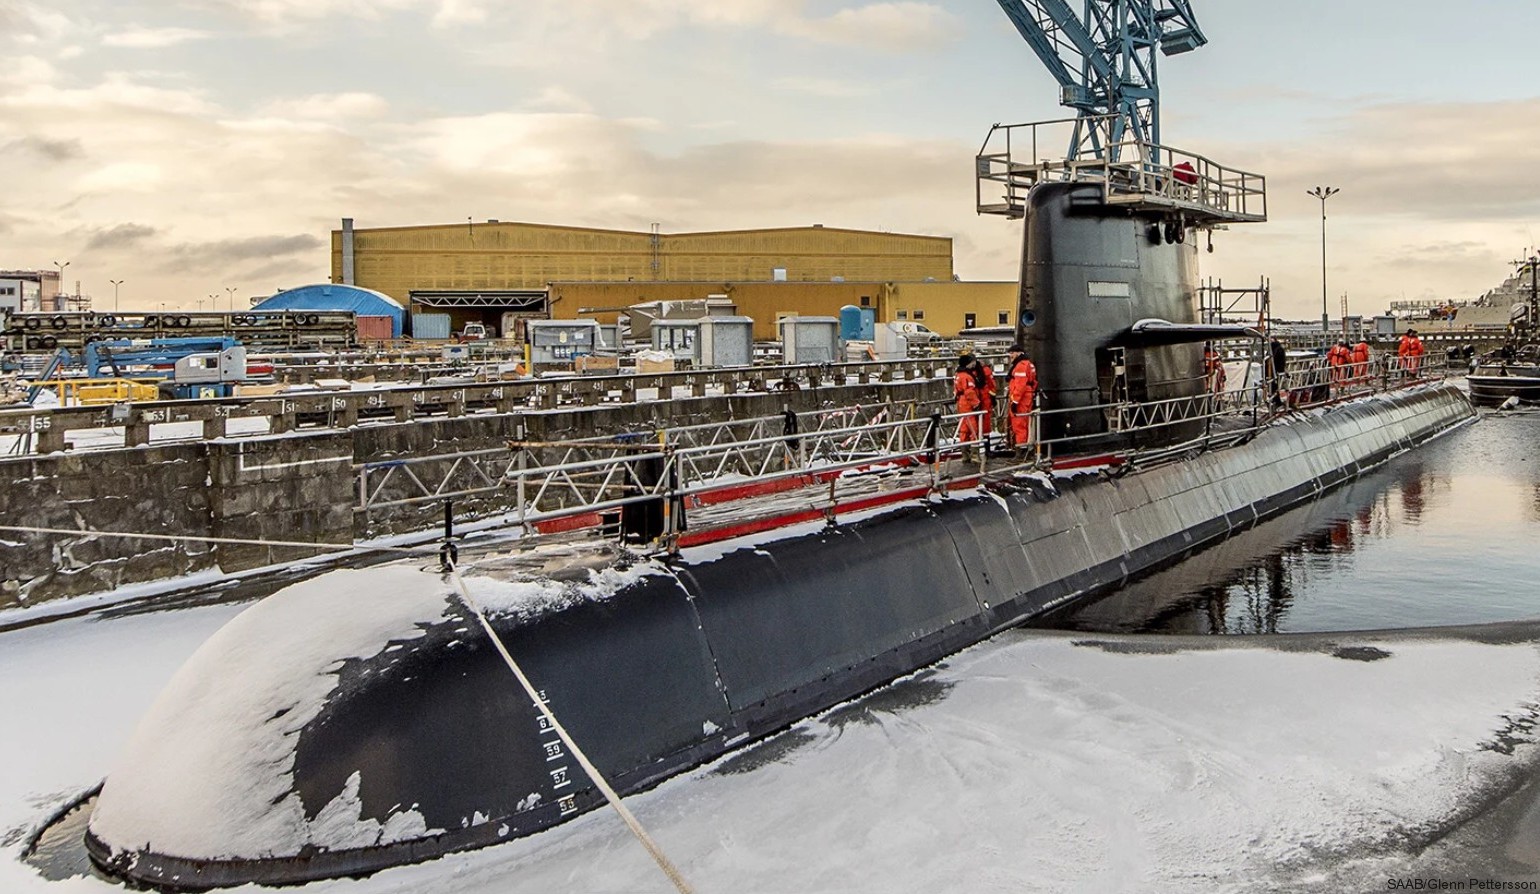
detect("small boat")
[1468,344,1540,405]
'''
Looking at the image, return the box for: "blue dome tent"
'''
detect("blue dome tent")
[251,284,405,338]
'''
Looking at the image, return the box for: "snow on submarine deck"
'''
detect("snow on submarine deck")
[85,382,1474,889]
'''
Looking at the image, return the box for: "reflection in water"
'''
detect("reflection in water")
[1040,413,1540,634]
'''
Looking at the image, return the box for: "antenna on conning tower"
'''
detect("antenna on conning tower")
[975,0,1268,229]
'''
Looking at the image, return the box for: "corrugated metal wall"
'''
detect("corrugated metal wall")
[547,280,1020,340]
[411,313,451,340]
[331,222,953,302]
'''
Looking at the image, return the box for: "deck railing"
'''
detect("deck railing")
[355,352,1460,551]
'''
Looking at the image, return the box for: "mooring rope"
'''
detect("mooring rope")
[443,559,697,894]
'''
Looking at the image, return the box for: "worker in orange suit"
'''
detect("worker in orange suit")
[1398,328,1425,378]
[954,349,989,462]
[1327,339,1351,391]
[1005,343,1038,457]
[1351,338,1371,384]
[1203,342,1226,394]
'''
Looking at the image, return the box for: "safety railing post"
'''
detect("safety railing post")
[439,499,458,571]
[1033,393,1044,469]
[926,409,941,490]
[511,422,530,535]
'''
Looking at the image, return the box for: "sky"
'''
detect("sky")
[2,0,1538,319]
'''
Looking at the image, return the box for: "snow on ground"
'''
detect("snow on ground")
[0,601,247,894]
[4,601,1540,893]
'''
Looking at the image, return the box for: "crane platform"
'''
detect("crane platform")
[976,120,1267,225]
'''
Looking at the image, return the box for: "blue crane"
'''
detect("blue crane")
[976,0,1265,226]
[994,0,1207,162]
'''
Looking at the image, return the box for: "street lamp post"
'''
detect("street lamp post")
[1307,186,1340,341]
[110,279,124,312]
[225,286,237,312]
[52,260,70,312]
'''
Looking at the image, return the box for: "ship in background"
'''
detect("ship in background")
[75,3,1477,889]
[1468,252,1540,404]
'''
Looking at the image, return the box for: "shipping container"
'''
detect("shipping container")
[356,315,394,342]
[411,312,451,340]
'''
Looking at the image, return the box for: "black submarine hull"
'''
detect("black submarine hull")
[85,384,1473,889]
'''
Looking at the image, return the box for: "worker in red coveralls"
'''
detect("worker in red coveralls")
[1172,161,1198,199]
[1203,342,1227,395]
[1327,339,1352,392]
[1398,328,1426,378]
[1005,343,1038,458]
[1351,338,1371,384]
[954,349,990,462]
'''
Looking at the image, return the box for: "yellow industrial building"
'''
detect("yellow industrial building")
[330,218,1019,338]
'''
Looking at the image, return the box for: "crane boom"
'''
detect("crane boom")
[994,0,1207,160]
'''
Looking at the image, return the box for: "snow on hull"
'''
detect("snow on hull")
[87,567,454,866]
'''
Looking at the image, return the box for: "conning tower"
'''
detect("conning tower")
[977,0,1268,447]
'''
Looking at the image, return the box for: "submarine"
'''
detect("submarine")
[80,179,1474,889]
[82,4,1476,887]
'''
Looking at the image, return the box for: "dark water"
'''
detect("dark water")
[22,793,95,881]
[1042,409,1540,634]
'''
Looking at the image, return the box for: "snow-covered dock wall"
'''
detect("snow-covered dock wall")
[86,384,1473,888]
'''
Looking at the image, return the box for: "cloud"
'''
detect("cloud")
[158,234,325,274]
[782,2,961,50]
[5,2,71,44]
[192,0,514,31]
[76,162,165,193]
[1210,99,1540,224]
[0,54,56,89]
[2,135,83,162]
[771,77,875,98]
[430,0,491,27]
[525,87,592,114]
[1,72,218,117]
[101,26,212,49]
[83,223,159,251]
[193,0,419,27]
[258,92,390,120]
[194,0,958,47]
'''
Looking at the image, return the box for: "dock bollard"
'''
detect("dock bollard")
[439,500,458,571]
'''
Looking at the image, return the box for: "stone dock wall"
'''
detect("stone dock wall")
[0,379,947,608]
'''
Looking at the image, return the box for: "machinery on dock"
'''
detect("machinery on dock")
[82,337,249,400]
